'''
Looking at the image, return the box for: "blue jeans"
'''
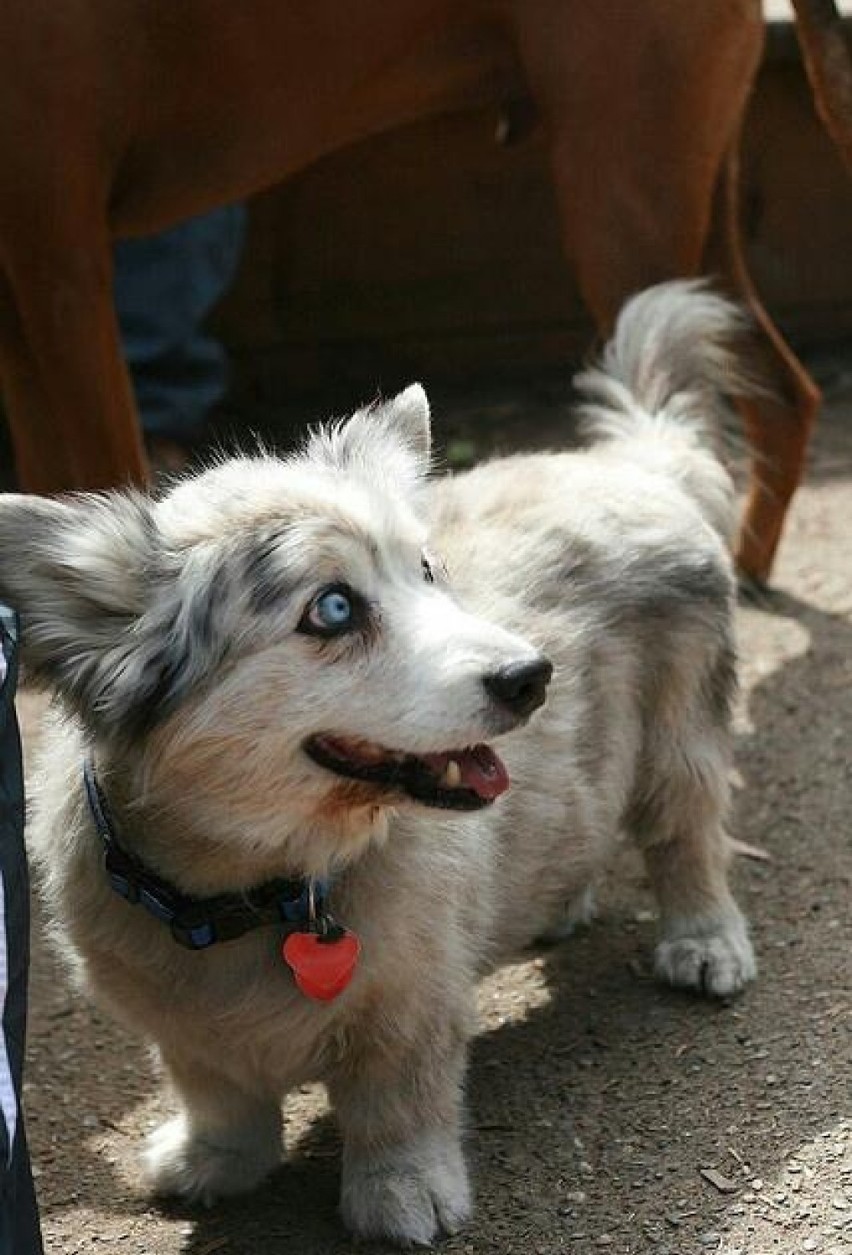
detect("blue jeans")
[114,205,247,445]
[0,608,43,1255]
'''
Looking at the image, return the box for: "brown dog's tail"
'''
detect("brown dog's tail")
[574,280,755,542]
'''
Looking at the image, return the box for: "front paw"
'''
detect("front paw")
[655,910,756,997]
[144,1115,280,1206]
[341,1132,472,1246]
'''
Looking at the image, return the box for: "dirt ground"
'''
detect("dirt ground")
[17,362,852,1255]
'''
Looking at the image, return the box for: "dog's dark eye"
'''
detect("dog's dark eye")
[299,586,357,636]
[421,555,434,584]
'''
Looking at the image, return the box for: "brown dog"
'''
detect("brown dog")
[0,1,847,581]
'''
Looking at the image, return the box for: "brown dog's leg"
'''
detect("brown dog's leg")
[508,2,765,319]
[792,0,852,173]
[712,147,821,584]
[0,229,147,494]
[508,1,813,581]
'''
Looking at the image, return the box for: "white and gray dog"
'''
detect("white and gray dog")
[1,281,755,1245]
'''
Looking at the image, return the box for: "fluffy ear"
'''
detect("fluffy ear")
[308,384,432,486]
[0,491,233,738]
[0,492,155,719]
[372,384,432,470]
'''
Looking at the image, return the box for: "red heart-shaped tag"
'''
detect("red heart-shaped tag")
[282,929,361,1002]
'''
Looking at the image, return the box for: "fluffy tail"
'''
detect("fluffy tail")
[574,280,753,540]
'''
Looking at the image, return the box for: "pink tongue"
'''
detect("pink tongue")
[459,745,510,800]
[424,744,510,800]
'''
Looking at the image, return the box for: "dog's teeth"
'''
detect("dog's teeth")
[443,759,462,788]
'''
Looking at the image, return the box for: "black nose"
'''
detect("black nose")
[483,657,553,718]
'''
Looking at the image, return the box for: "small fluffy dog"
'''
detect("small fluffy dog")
[2,282,755,1245]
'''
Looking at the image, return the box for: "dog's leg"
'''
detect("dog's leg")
[642,816,756,1000]
[507,2,812,581]
[734,312,820,586]
[330,1015,472,1245]
[144,1050,282,1205]
[627,651,756,999]
[508,1,764,326]
[0,220,148,493]
[537,884,597,944]
[709,145,822,585]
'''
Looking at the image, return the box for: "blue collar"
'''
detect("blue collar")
[83,759,331,950]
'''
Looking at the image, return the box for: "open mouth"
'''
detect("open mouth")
[304,734,510,811]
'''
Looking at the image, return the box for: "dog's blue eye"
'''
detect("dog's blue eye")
[317,591,352,625]
[300,586,357,636]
